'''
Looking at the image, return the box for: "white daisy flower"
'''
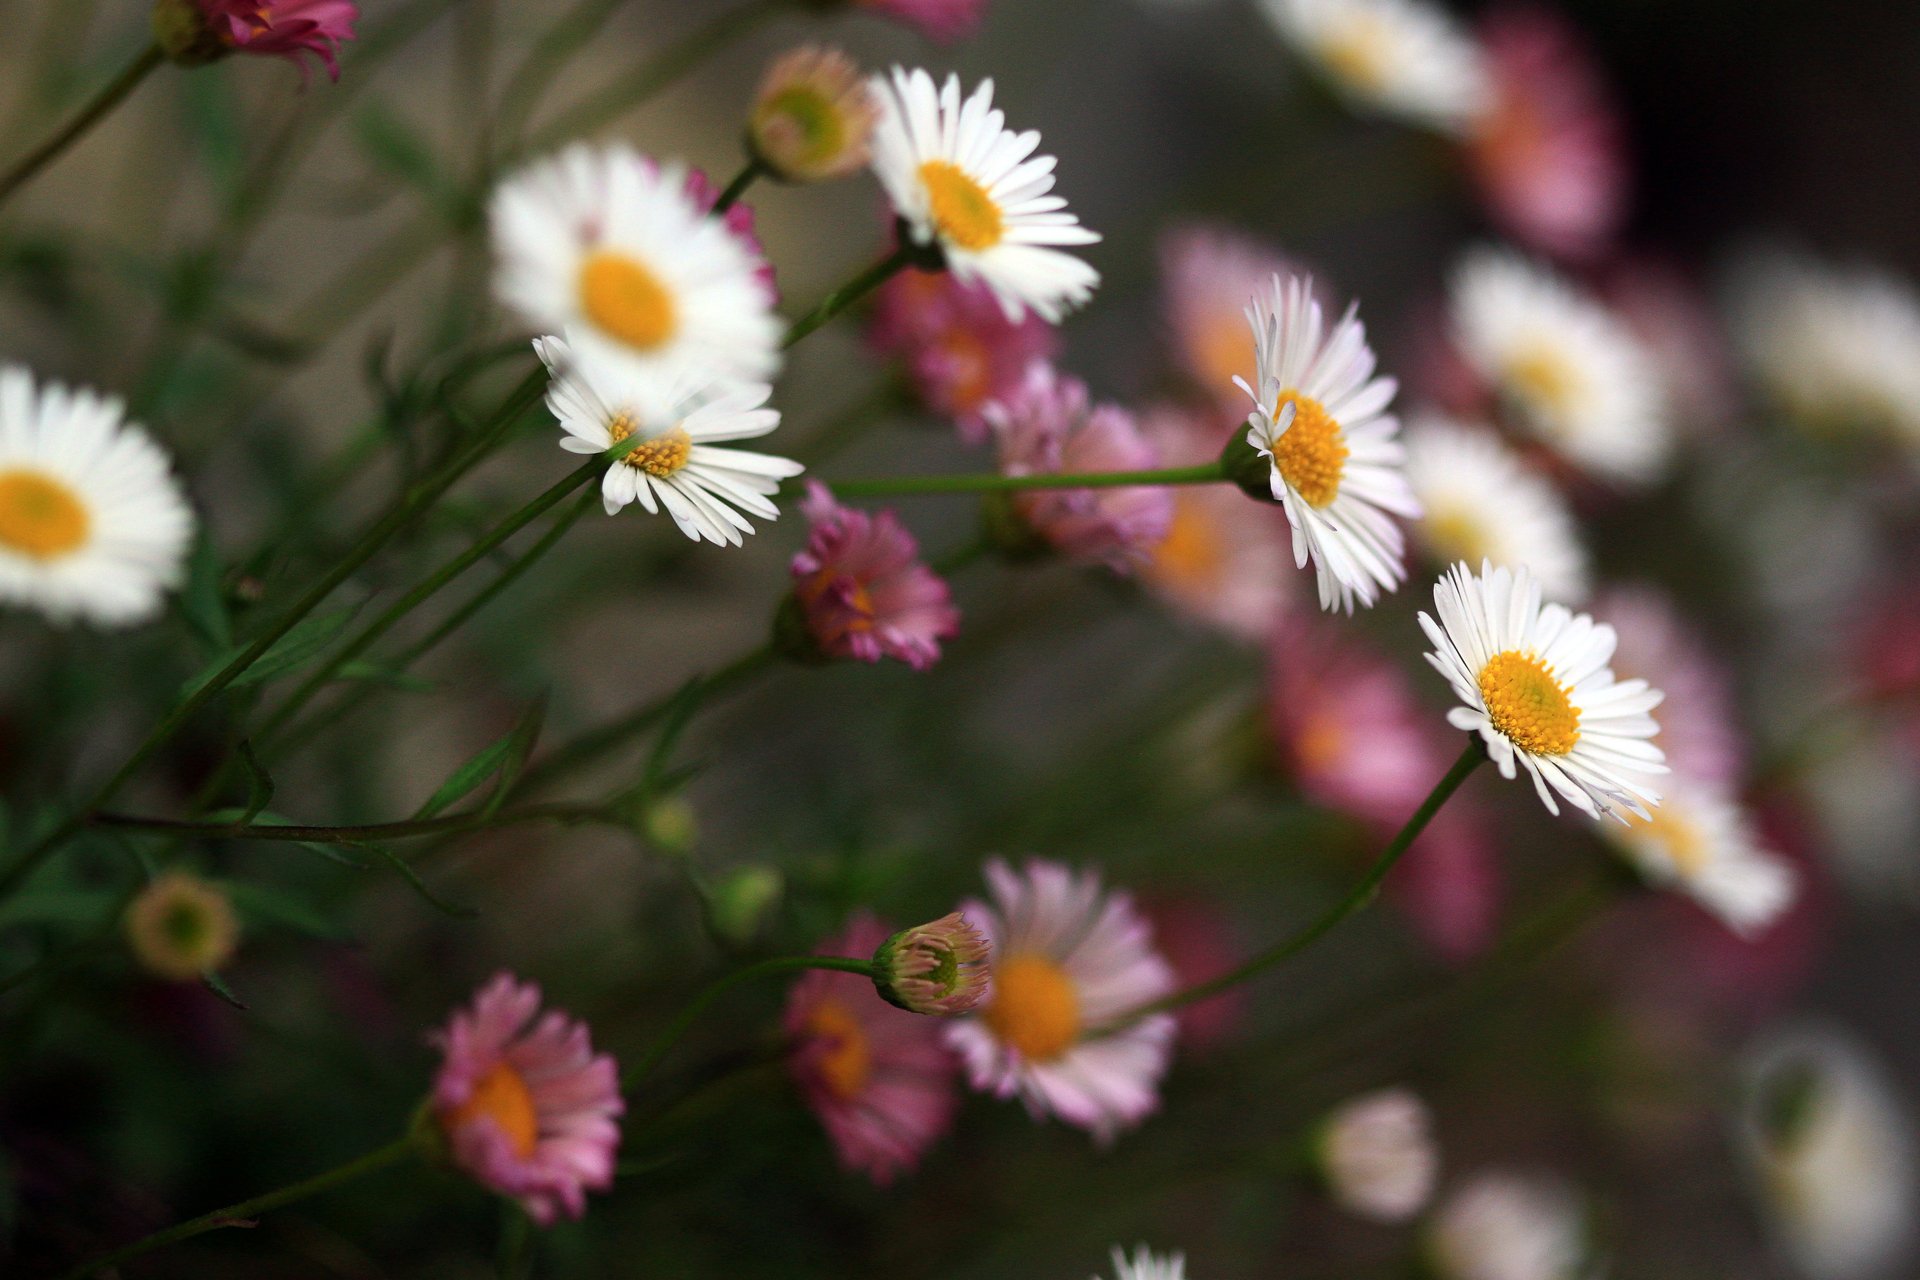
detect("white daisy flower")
[1728,250,1920,449]
[0,365,193,627]
[1260,0,1490,135]
[1319,1088,1439,1224]
[491,145,782,387]
[868,67,1100,324]
[1420,560,1666,821]
[1238,273,1421,613]
[534,335,803,547]
[1451,248,1671,484]
[1606,779,1796,938]
[1428,1171,1589,1280]
[1404,415,1589,604]
[1099,1245,1187,1280]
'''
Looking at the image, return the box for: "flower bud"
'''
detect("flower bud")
[124,871,240,981]
[748,46,879,184]
[1316,1089,1439,1223]
[709,866,784,947]
[871,912,990,1015]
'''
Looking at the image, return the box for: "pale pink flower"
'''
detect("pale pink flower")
[1465,5,1627,262]
[785,914,959,1184]
[856,0,986,43]
[792,482,958,670]
[1320,1089,1440,1223]
[984,362,1174,572]
[947,858,1177,1144]
[194,0,358,78]
[430,974,623,1226]
[1160,223,1302,403]
[867,270,1058,440]
[1594,584,1746,789]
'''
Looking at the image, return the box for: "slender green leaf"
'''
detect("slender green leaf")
[177,532,232,652]
[355,842,478,918]
[415,700,545,820]
[226,882,350,941]
[201,970,249,1010]
[236,741,274,823]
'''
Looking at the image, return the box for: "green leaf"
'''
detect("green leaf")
[201,970,249,1010]
[226,881,349,941]
[351,104,465,223]
[236,741,274,823]
[178,65,245,206]
[356,842,478,919]
[414,700,545,821]
[482,699,546,819]
[335,661,436,693]
[177,532,231,652]
[0,889,118,930]
[181,605,359,699]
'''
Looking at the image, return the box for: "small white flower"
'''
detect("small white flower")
[1261,0,1490,135]
[1404,416,1589,604]
[0,365,193,627]
[1606,778,1796,937]
[1099,1245,1187,1280]
[1420,560,1666,821]
[534,336,802,547]
[492,145,781,387]
[868,67,1100,324]
[1451,248,1671,484]
[1320,1088,1439,1223]
[1428,1171,1588,1280]
[1239,273,1421,613]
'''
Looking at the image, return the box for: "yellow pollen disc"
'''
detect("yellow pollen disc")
[803,999,873,1101]
[578,250,678,353]
[1296,710,1348,774]
[982,953,1081,1063]
[605,415,693,478]
[918,160,1005,252]
[1423,505,1491,567]
[1150,496,1227,590]
[1634,807,1708,877]
[447,1062,540,1158]
[1272,392,1350,509]
[1477,649,1582,756]
[1505,345,1581,421]
[0,469,90,560]
[1321,15,1395,93]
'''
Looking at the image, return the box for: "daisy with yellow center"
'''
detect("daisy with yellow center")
[1420,560,1666,820]
[868,67,1100,324]
[1450,248,1671,483]
[1261,0,1490,135]
[1607,780,1796,937]
[1239,274,1421,613]
[0,364,193,627]
[946,858,1177,1144]
[535,335,803,546]
[490,145,781,387]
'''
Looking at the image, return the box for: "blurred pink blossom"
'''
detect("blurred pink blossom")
[793,482,959,670]
[867,270,1057,440]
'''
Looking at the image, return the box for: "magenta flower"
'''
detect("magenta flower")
[196,0,358,78]
[867,270,1058,441]
[792,482,959,670]
[1465,5,1628,262]
[785,914,960,1184]
[855,0,987,43]
[984,362,1174,572]
[430,974,623,1226]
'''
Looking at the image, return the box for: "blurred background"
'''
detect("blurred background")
[1,0,1918,1276]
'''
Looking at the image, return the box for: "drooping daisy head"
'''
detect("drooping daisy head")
[868,68,1101,324]
[1099,1245,1188,1280]
[1464,5,1627,262]
[1607,780,1797,938]
[867,268,1059,441]
[0,365,194,628]
[791,481,960,670]
[1159,222,1301,400]
[153,0,358,79]
[1238,273,1421,613]
[1427,1170,1589,1280]
[1450,248,1671,484]
[492,146,782,387]
[984,362,1174,572]
[946,858,1177,1144]
[749,45,880,184]
[123,871,239,982]
[1318,1088,1439,1223]
[535,335,802,546]
[430,973,623,1227]
[1420,560,1667,821]
[785,913,961,1185]
[1261,0,1490,135]
[1404,415,1589,604]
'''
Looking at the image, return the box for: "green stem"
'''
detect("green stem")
[1106,740,1485,1029]
[87,801,612,846]
[0,44,162,210]
[58,1137,416,1280]
[712,156,768,213]
[625,955,878,1089]
[782,247,914,350]
[0,365,549,900]
[825,460,1229,499]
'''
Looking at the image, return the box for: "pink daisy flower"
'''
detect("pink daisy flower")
[867,269,1058,441]
[791,482,959,670]
[1465,5,1628,262]
[1594,584,1747,789]
[855,0,987,43]
[429,974,623,1227]
[785,913,960,1184]
[947,858,1178,1144]
[192,0,359,78]
[983,362,1174,573]
[1160,223,1304,404]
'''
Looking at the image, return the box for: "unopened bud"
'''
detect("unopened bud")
[124,871,240,981]
[871,912,990,1015]
[748,46,879,184]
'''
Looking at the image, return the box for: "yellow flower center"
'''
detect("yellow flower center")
[447,1062,540,1159]
[801,999,872,1101]
[919,160,1005,252]
[578,250,679,352]
[606,415,692,478]
[1321,14,1395,93]
[1633,806,1708,877]
[0,469,90,560]
[1477,649,1582,756]
[1505,344,1581,422]
[1296,709,1348,773]
[1272,391,1350,508]
[982,952,1081,1063]
[1150,495,1228,591]
[1423,504,1492,567]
